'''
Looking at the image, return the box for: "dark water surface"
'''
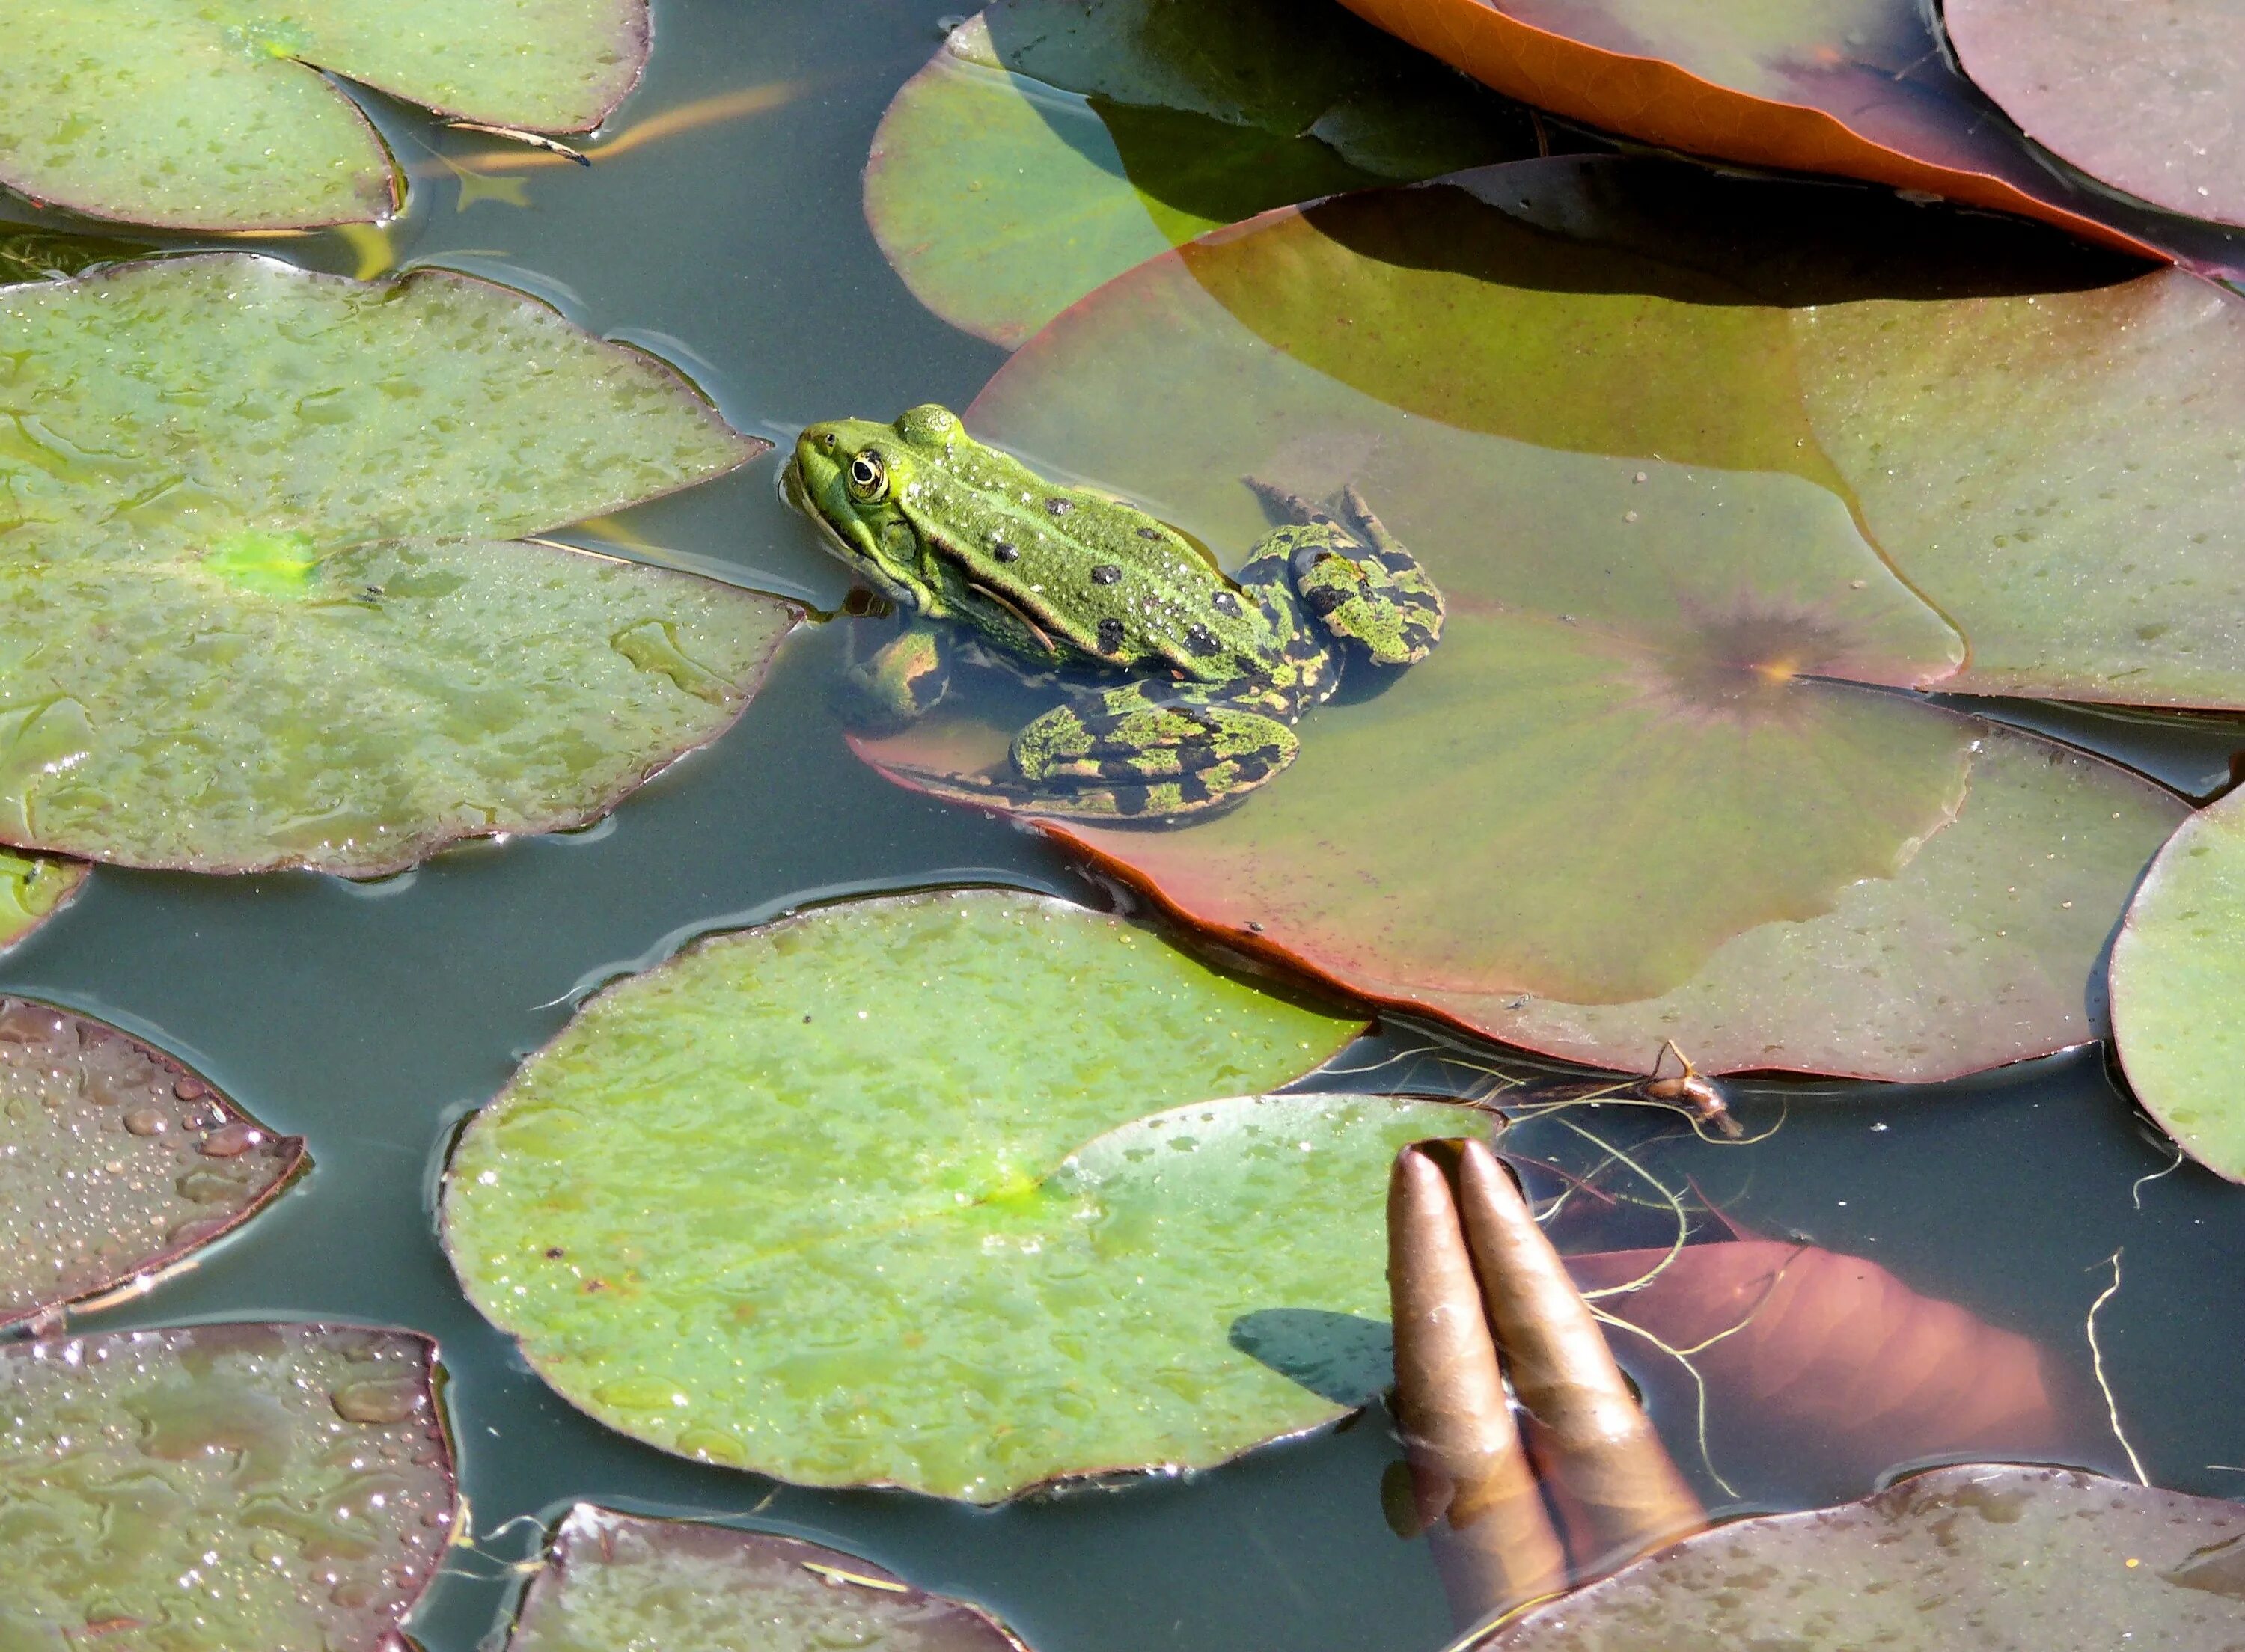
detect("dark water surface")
[4,2,2244,1647]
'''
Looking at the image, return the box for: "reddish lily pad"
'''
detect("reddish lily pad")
[0,851,83,955]
[1486,1464,2245,1649]
[0,997,304,1329]
[849,161,2188,1079]
[504,1505,1030,1652]
[0,254,791,875]
[1946,0,2245,230]
[0,0,650,231]
[0,1324,456,1650]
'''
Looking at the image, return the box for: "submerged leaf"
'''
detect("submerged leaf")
[1,1324,456,1649]
[442,888,1470,1502]
[0,998,303,1328]
[0,255,790,875]
[864,0,1538,345]
[1486,1465,2245,1649]
[504,1506,1029,1652]
[0,850,83,955]
[2110,786,2245,1182]
[1,0,650,230]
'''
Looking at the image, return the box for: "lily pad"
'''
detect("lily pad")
[0,851,83,954]
[504,1505,1030,1652]
[1,0,650,231]
[1485,1464,2245,1650]
[2110,786,2245,1181]
[443,887,1476,1501]
[850,160,2188,1079]
[864,0,1539,345]
[1946,0,2245,230]
[1,997,304,1328]
[0,1323,456,1650]
[0,254,790,875]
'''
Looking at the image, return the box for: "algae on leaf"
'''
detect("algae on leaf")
[0,0,650,230]
[0,254,792,875]
[442,888,1470,1501]
[1,1324,456,1651]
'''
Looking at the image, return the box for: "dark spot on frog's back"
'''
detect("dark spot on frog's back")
[1212,590,1241,618]
[1185,623,1221,656]
[1045,497,1071,516]
[1137,527,1161,539]
[992,541,1018,563]
[1090,564,1121,585]
[1096,617,1126,655]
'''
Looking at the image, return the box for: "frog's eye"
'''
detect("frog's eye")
[847,451,889,501]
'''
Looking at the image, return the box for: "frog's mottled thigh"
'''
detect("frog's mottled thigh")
[1010,681,1299,818]
[844,624,952,729]
[1251,485,1445,667]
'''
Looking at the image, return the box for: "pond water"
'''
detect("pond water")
[4,1,2244,1647]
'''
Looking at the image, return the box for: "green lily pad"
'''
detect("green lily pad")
[1,997,304,1329]
[0,851,83,954]
[846,160,2190,1078]
[504,1506,1030,1652]
[443,887,1473,1502]
[0,254,789,875]
[864,0,1537,346]
[2110,786,2245,1181]
[1,1323,456,1650]
[1486,1465,2245,1650]
[1,0,650,231]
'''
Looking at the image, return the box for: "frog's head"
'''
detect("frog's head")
[787,404,965,614]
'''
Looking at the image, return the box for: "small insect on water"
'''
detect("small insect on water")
[1637,1039,1741,1138]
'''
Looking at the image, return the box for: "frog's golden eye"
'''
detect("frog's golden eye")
[847,451,889,501]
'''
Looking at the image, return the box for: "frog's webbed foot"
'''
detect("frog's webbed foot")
[1244,478,1446,667]
[1009,679,1299,819]
[842,624,951,732]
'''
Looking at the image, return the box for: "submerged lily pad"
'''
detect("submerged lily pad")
[864,0,1537,345]
[0,851,83,954]
[1,997,304,1328]
[504,1505,1030,1652]
[2110,787,2245,1182]
[850,160,2189,1079]
[1946,0,2245,230]
[1,0,650,230]
[0,254,789,875]
[1488,1465,2245,1649]
[443,888,1473,1501]
[1,1324,455,1650]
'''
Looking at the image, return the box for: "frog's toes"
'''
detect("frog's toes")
[1292,542,1445,667]
[843,628,950,729]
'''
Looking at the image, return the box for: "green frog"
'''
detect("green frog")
[786,404,1444,819]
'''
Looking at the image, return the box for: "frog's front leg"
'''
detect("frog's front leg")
[1010,679,1299,819]
[843,623,953,730]
[1247,482,1446,667]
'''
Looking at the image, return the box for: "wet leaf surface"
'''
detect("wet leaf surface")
[2110,786,2245,1182]
[1946,0,2245,230]
[0,254,792,875]
[1,0,650,230]
[1331,0,2245,271]
[0,851,83,955]
[852,159,2187,1078]
[504,1505,1030,1652]
[0,1323,455,1650]
[0,997,303,1328]
[442,887,1475,1502]
[864,0,1539,345]
[1485,1464,2245,1649]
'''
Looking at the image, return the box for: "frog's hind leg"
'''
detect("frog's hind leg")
[1248,480,1446,667]
[1010,680,1299,819]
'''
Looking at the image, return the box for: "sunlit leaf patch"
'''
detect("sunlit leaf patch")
[442,887,1475,1501]
[0,1324,456,1650]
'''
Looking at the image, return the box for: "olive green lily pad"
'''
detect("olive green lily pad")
[0,254,789,875]
[0,851,83,954]
[1,0,650,231]
[1486,1465,2245,1650]
[443,887,1472,1502]
[1,997,304,1328]
[2110,786,2245,1181]
[1,1323,456,1650]
[504,1506,1030,1652]
[864,0,1537,346]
